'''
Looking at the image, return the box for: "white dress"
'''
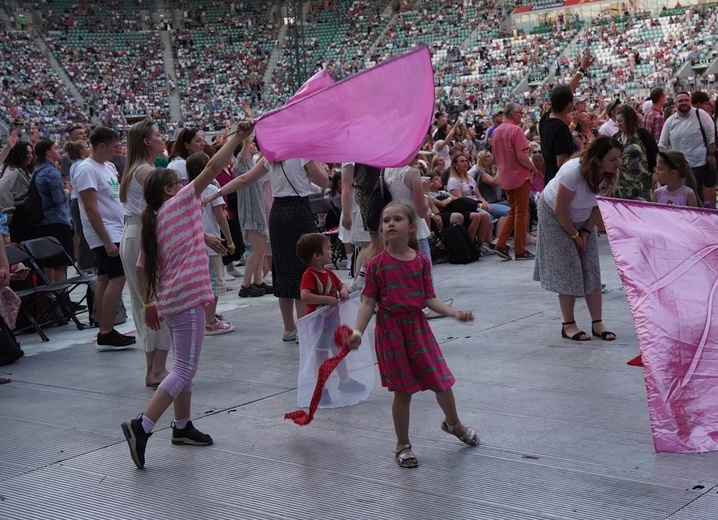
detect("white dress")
[383,166,430,240]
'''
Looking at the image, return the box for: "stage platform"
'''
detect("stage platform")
[2,236,717,519]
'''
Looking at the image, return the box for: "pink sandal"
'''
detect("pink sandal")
[205,319,235,336]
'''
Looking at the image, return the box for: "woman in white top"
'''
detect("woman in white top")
[383,157,431,263]
[208,157,328,341]
[119,119,171,387]
[433,123,455,169]
[533,136,620,342]
[166,127,205,183]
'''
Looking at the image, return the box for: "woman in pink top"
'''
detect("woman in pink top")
[120,122,253,470]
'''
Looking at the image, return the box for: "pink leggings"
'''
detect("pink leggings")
[157,305,206,399]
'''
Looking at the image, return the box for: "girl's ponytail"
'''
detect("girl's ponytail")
[666,151,697,193]
[140,168,176,301]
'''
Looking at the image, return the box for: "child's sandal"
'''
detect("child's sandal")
[395,443,418,468]
[441,420,480,446]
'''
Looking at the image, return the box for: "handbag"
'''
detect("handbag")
[365,169,390,232]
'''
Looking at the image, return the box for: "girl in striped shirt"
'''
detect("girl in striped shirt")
[121,122,253,470]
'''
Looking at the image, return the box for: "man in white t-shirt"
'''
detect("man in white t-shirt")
[75,127,136,350]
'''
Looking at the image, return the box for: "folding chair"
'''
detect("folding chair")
[309,197,346,269]
[21,237,95,331]
[5,243,76,342]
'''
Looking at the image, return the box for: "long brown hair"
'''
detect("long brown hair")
[140,168,177,301]
[449,151,469,181]
[120,119,156,203]
[168,127,199,161]
[579,136,623,193]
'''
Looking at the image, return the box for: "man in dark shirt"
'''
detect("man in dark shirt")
[540,85,576,186]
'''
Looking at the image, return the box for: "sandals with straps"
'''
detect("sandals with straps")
[440,420,480,446]
[395,443,418,468]
[561,321,590,341]
[592,319,616,341]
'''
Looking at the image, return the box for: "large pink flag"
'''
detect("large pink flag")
[598,198,718,453]
[253,46,434,168]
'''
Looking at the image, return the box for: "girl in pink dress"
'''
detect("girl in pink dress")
[347,202,478,469]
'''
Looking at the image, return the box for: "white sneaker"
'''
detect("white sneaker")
[226,267,243,278]
[263,271,273,285]
[480,244,494,255]
[282,329,297,342]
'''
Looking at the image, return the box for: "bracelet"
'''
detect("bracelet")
[576,68,585,77]
[143,300,157,309]
[351,329,363,339]
[64,189,70,196]
[430,212,435,218]
[570,230,580,239]
[227,243,235,248]
[478,202,483,209]
[423,194,429,199]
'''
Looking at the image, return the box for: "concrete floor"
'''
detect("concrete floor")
[2,237,718,519]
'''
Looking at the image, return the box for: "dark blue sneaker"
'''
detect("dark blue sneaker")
[121,414,152,469]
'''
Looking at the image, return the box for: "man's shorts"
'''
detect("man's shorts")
[93,244,125,279]
[692,164,717,190]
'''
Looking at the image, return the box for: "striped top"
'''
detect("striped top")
[138,183,213,318]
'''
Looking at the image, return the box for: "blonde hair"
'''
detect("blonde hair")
[120,119,156,203]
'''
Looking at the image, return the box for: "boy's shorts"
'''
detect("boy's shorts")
[208,254,226,297]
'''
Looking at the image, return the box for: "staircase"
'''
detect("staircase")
[262,22,288,99]
[159,30,182,123]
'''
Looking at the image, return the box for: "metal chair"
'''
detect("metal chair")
[5,243,76,342]
[21,237,95,332]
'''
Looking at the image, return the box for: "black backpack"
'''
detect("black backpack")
[441,224,479,264]
[0,316,24,366]
[23,174,44,227]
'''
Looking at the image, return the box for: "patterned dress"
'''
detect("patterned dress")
[362,250,454,393]
[613,131,653,201]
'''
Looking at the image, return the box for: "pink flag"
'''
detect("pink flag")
[253,46,434,168]
[598,198,718,453]
[283,69,335,106]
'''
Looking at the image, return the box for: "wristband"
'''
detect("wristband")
[576,68,585,77]
[351,329,363,339]
[423,194,429,199]
[143,300,157,309]
[227,243,235,248]
[570,230,580,239]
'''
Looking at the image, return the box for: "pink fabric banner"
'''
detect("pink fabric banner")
[253,45,434,168]
[598,198,718,453]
